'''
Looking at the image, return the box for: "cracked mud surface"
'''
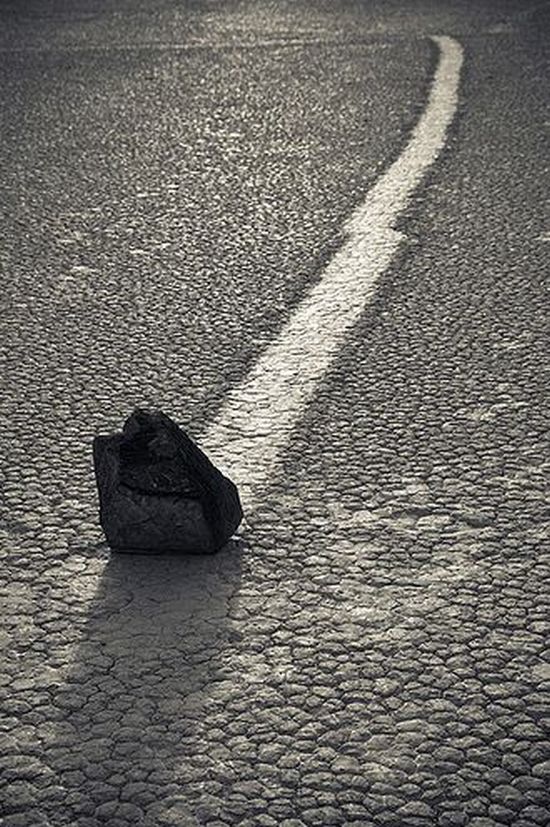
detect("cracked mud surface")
[1,1,550,826]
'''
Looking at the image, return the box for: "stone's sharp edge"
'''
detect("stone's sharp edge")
[200,35,464,513]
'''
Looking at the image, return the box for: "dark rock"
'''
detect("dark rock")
[93,409,243,553]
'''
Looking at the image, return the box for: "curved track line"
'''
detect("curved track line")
[201,36,464,512]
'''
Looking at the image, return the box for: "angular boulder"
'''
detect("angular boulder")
[93,409,243,553]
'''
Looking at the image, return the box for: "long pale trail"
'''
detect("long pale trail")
[201,36,463,511]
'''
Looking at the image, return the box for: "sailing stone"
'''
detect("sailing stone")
[93,409,243,553]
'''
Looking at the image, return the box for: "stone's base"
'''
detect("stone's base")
[93,410,243,554]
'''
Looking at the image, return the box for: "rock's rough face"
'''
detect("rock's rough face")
[93,409,243,553]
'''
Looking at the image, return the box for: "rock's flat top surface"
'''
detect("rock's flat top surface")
[119,410,202,496]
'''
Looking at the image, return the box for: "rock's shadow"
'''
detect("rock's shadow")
[49,542,243,827]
